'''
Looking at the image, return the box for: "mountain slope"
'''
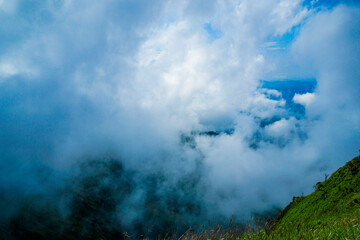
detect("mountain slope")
[270,155,360,238]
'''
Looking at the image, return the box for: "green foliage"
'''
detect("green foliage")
[174,156,360,240]
[2,156,360,239]
[269,155,360,239]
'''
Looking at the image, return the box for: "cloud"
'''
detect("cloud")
[265,117,297,137]
[291,4,360,165]
[0,0,17,14]
[293,92,316,107]
[0,0,359,236]
[0,62,17,77]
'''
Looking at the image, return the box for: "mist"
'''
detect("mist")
[0,0,359,238]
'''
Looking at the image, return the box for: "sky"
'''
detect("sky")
[0,0,360,235]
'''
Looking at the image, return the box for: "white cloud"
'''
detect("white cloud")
[271,0,310,35]
[0,0,359,228]
[0,0,17,14]
[293,92,316,107]
[291,4,360,166]
[0,59,38,79]
[0,63,18,77]
[265,117,296,137]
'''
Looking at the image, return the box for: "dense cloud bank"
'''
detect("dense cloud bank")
[0,0,359,237]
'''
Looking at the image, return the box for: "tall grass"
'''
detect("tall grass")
[131,216,272,240]
[145,214,360,240]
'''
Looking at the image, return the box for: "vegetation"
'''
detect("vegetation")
[1,156,360,239]
[176,155,360,239]
[268,155,360,239]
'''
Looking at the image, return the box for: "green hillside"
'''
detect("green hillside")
[269,155,360,239]
[2,156,360,239]
[161,156,360,240]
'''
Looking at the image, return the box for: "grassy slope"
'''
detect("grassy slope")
[3,156,360,239]
[175,156,360,240]
[268,155,360,239]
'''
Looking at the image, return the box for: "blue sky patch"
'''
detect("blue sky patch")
[303,0,360,9]
[203,22,223,42]
[263,25,302,52]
